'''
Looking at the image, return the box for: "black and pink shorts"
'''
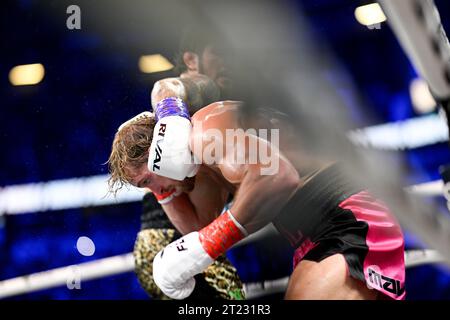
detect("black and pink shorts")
[273,165,406,300]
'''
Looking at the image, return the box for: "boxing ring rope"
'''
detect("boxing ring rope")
[0,248,443,300]
[0,225,444,300]
[405,180,444,197]
[359,0,450,269]
[245,249,445,299]
[0,173,445,216]
[348,113,448,151]
[378,0,450,101]
[0,224,275,299]
[0,161,446,299]
[0,174,447,299]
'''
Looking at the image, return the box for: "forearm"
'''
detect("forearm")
[151,75,220,114]
[151,163,300,300]
[230,161,300,234]
[159,193,203,235]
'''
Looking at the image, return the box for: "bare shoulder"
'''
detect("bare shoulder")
[191,100,243,126]
[189,101,243,163]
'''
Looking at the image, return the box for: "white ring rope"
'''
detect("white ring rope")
[0,247,443,299]
[244,249,444,299]
[405,180,444,197]
[378,0,450,100]
[0,175,444,216]
[368,0,450,267]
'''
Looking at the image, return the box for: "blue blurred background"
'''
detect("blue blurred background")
[1,0,450,300]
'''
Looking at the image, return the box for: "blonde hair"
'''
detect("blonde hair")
[107,112,156,195]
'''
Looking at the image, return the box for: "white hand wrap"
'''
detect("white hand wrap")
[152,232,214,300]
[148,116,200,181]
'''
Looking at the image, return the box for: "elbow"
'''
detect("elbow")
[278,161,301,196]
[150,78,186,108]
[150,80,164,107]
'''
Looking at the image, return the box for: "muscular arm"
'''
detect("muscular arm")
[225,148,300,233]
[159,171,230,235]
[151,74,220,114]
[159,194,200,235]
[151,102,300,299]
[190,102,301,234]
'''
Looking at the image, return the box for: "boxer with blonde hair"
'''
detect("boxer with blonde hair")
[108,96,406,300]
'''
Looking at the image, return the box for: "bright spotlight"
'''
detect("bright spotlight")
[9,63,45,86]
[138,54,174,73]
[355,3,387,27]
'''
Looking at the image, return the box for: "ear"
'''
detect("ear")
[182,51,200,72]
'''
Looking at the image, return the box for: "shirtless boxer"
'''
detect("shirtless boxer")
[131,25,248,300]
[108,93,406,300]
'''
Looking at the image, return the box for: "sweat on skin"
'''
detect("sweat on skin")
[187,121,280,176]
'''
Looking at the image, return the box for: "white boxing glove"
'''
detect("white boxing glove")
[152,232,213,300]
[148,116,200,181]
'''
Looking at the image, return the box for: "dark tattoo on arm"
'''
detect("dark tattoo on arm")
[179,75,220,113]
[151,75,220,114]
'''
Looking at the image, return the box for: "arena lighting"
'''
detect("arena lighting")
[0,175,145,215]
[9,63,45,86]
[138,54,174,73]
[410,78,437,114]
[348,113,448,150]
[354,3,387,27]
